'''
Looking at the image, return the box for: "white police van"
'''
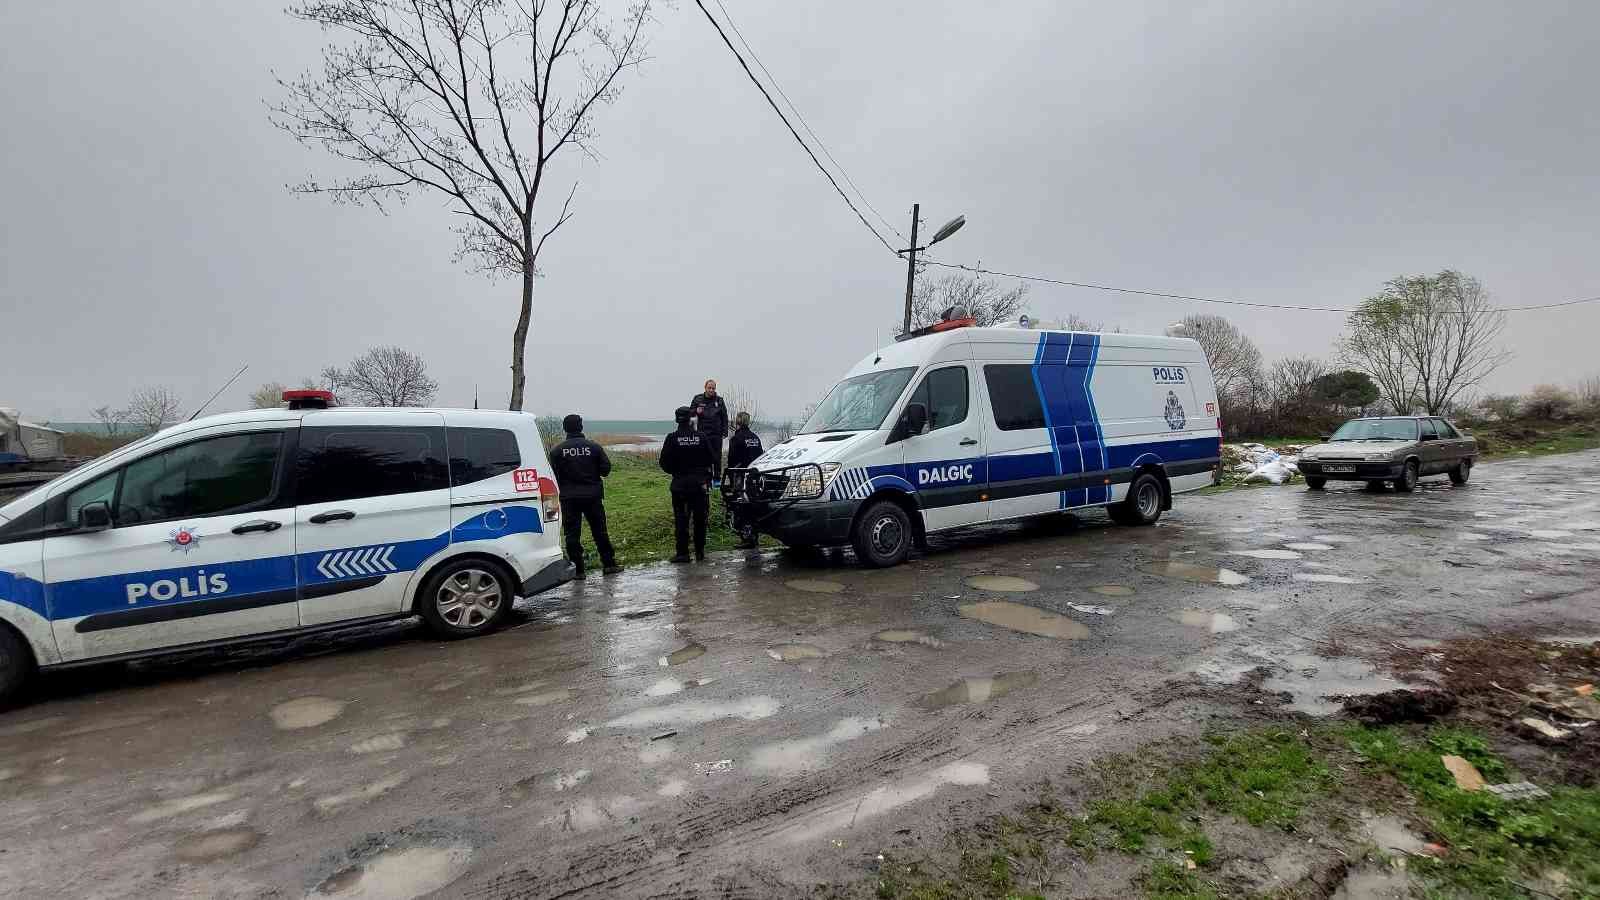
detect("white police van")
[0,390,572,705]
[723,318,1222,566]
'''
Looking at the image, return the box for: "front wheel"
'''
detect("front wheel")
[417,559,515,639]
[1110,473,1164,526]
[1305,477,1326,491]
[1393,460,1419,493]
[851,500,912,568]
[0,626,37,710]
[1449,458,1472,485]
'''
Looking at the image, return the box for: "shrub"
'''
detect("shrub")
[1576,376,1600,420]
[1524,384,1573,420]
[1477,394,1521,421]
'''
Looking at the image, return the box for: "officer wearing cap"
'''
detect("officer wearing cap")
[549,414,622,579]
[658,406,714,563]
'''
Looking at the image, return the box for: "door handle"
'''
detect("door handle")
[959,438,979,446]
[309,510,356,524]
[231,519,282,535]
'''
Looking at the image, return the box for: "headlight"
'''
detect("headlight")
[1366,453,1393,461]
[1300,451,1317,461]
[779,462,842,500]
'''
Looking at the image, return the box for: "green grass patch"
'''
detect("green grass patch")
[582,452,740,566]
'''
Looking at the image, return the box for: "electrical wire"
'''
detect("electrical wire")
[693,0,899,255]
[710,0,907,244]
[919,258,1600,314]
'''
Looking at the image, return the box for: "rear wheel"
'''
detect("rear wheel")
[416,559,515,639]
[1393,460,1419,493]
[1449,458,1472,485]
[0,626,36,710]
[1306,477,1326,490]
[1110,473,1164,526]
[851,500,912,568]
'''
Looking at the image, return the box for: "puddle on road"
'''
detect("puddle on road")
[918,672,1039,709]
[767,643,827,661]
[349,734,406,755]
[958,601,1089,639]
[63,713,158,736]
[750,717,887,774]
[963,575,1039,592]
[1174,611,1241,633]
[174,826,261,863]
[491,681,546,696]
[312,774,407,816]
[1284,542,1333,551]
[785,579,846,594]
[657,778,688,798]
[1530,530,1574,539]
[565,728,591,744]
[1140,561,1251,586]
[1089,584,1135,597]
[659,642,707,666]
[0,715,65,738]
[1459,533,1492,542]
[605,697,781,729]
[1292,573,1364,585]
[773,762,990,844]
[270,697,346,730]
[130,791,235,825]
[1361,811,1427,855]
[312,845,474,899]
[643,679,683,697]
[552,770,590,791]
[1310,534,1358,543]
[1264,653,1405,715]
[873,629,945,648]
[1231,549,1303,560]
[513,688,574,707]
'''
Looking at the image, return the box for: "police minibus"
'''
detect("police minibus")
[723,317,1222,567]
[0,390,573,705]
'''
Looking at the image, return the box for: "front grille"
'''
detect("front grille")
[723,467,789,503]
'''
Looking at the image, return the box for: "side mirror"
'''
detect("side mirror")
[78,501,113,532]
[1319,434,1332,442]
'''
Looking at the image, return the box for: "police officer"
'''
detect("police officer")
[548,414,622,579]
[659,406,714,563]
[724,411,764,549]
[688,379,729,485]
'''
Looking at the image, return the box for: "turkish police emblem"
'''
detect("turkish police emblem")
[167,525,202,553]
[1163,391,1186,431]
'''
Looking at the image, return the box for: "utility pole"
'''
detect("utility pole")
[900,203,920,335]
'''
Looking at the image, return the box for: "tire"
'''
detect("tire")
[851,500,912,568]
[1393,460,1419,493]
[416,558,515,640]
[1449,458,1472,485]
[1306,477,1326,490]
[0,626,36,710]
[1110,473,1164,526]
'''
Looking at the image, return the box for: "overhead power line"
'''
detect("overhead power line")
[692,0,898,255]
[919,258,1600,315]
[709,0,906,243]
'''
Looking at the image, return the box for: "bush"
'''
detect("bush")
[1477,394,1521,421]
[1524,384,1574,420]
[1576,376,1600,420]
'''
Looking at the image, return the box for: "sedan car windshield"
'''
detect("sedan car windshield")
[1330,419,1419,441]
[799,367,917,434]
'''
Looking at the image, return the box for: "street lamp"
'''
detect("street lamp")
[899,204,967,334]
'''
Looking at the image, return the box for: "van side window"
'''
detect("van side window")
[905,367,970,433]
[983,365,1046,431]
[449,427,521,484]
[296,426,448,505]
[116,432,284,525]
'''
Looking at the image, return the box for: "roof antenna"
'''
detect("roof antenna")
[187,364,249,422]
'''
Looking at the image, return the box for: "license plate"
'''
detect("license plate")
[1322,465,1356,473]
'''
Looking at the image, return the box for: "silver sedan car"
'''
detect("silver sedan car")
[1297,416,1478,492]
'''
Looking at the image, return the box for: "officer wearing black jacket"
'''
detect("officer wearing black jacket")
[548,415,621,579]
[725,412,764,549]
[658,406,714,563]
[689,379,729,483]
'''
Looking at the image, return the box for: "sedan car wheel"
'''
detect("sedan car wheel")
[1449,458,1472,485]
[1394,460,1419,493]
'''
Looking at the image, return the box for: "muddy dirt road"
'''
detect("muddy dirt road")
[3,452,1599,898]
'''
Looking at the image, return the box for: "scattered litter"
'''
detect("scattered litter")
[1576,684,1595,697]
[650,731,677,741]
[1518,717,1572,741]
[1067,603,1113,616]
[1440,755,1485,792]
[694,759,734,775]
[1344,689,1458,725]
[1485,781,1550,801]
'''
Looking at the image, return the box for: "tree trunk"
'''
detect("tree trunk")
[509,262,534,411]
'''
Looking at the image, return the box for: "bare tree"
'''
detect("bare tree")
[337,346,439,406]
[126,387,183,432]
[249,382,288,409]
[724,386,761,428]
[1341,270,1510,415]
[273,0,655,411]
[905,272,1028,330]
[1178,314,1263,405]
[92,405,128,436]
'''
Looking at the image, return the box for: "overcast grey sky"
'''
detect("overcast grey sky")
[3,1,1597,422]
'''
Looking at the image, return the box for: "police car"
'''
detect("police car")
[0,390,572,706]
[723,317,1222,566]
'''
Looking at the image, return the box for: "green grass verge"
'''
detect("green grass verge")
[871,725,1600,899]
[583,452,740,566]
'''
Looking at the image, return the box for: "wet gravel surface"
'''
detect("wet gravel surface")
[2,452,1599,898]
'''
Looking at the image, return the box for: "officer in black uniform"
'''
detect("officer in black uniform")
[724,411,764,549]
[548,414,621,579]
[659,406,714,563]
[688,379,729,484]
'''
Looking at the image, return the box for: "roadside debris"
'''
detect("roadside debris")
[1440,755,1486,791]
[1066,603,1113,616]
[1223,443,1303,486]
[1518,717,1573,741]
[650,730,677,741]
[1342,689,1458,724]
[694,759,734,775]
[1484,781,1551,801]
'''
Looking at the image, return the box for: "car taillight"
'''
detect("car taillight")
[539,476,560,522]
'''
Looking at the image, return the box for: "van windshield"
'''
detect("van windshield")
[1329,419,1419,441]
[799,368,917,434]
